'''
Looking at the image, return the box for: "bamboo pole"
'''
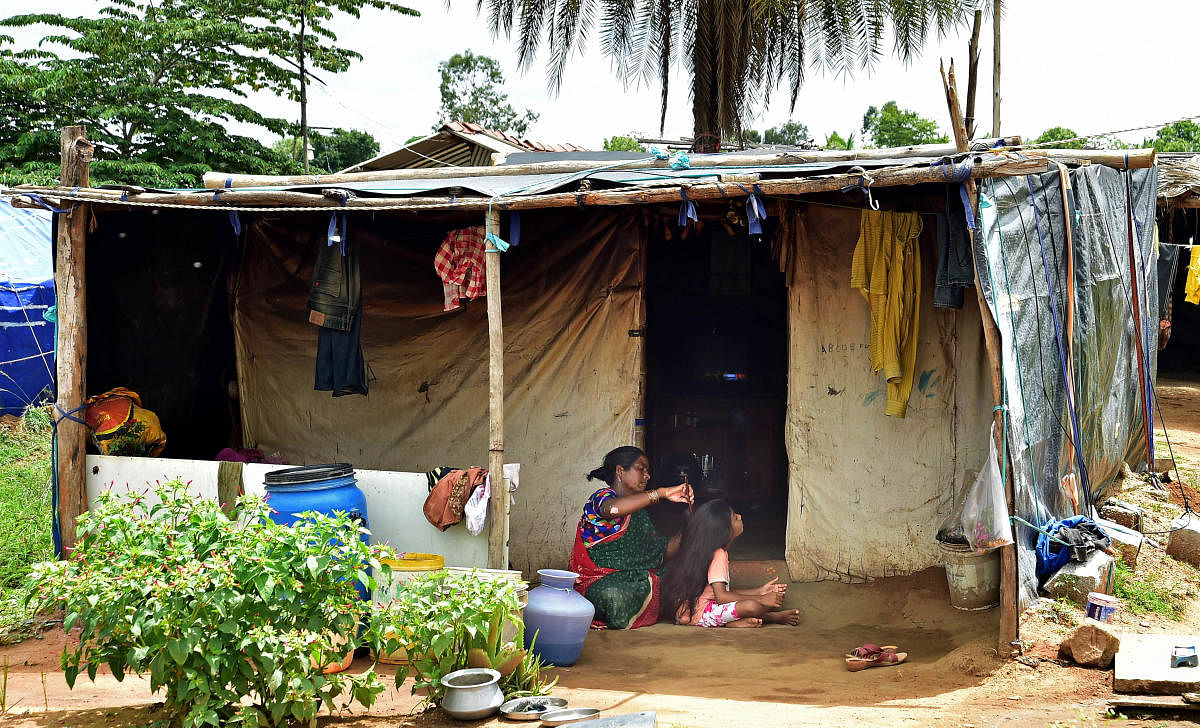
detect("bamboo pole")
[200,139,1024,189]
[485,208,508,570]
[992,0,1002,137]
[54,126,93,556]
[1021,148,1155,169]
[941,62,1018,658]
[20,156,1051,215]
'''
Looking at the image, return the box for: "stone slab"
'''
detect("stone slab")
[574,712,657,728]
[1114,633,1200,694]
[1108,695,1200,712]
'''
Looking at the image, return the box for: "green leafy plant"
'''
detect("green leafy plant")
[27,480,397,728]
[382,571,555,705]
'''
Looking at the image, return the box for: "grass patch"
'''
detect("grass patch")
[1113,558,1185,619]
[0,408,54,639]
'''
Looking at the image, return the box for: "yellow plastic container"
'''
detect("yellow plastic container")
[372,553,445,664]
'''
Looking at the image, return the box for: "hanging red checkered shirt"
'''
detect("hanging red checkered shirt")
[433,226,486,311]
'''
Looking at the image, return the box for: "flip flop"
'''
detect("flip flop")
[845,644,899,659]
[845,651,907,672]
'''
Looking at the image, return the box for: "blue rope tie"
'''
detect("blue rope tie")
[53,403,87,428]
[22,193,76,214]
[737,183,767,234]
[485,232,510,252]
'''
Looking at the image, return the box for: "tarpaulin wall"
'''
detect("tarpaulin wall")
[976,166,1158,604]
[780,203,994,582]
[0,199,54,415]
[234,210,644,573]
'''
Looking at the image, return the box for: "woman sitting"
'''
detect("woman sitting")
[568,446,694,629]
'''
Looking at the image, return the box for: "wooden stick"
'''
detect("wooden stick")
[200,139,1025,189]
[19,156,1051,214]
[485,208,508,571]
[941,62,1019,658]
[54,126,93,557]
[1021,148,1155,169]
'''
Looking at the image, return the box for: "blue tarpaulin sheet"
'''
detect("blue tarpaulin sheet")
[0,198,55,415]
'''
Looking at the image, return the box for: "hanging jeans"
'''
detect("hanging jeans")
[314,304,367,397]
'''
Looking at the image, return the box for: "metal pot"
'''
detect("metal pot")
[440,668,503,720]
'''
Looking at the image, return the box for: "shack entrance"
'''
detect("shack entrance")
[643,222,789,559]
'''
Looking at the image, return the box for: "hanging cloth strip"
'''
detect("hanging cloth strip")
[736,183,767,235]
[678,188,699,227]
[1025,175,1091,504]
[1052,162,1081,513]
[1124,170,1154,471]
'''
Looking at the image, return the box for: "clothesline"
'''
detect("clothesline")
[1160,241,1195,248]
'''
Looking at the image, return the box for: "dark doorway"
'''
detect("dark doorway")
[644,221,789,560]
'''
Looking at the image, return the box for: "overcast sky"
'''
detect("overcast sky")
[11,1,1200,152]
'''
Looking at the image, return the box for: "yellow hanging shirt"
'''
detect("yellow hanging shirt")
[1186,245,1200,305]
[850,210,923,418]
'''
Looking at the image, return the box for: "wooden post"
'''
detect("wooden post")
[941,64,1019,657]
[54,126,93,556]
[965,8,983,139]
[484,209,509,570]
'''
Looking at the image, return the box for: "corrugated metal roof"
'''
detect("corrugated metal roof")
[342,122,589,173]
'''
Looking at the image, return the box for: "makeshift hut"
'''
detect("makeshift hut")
[6,120,1161,652]
[1154,153,1200,372]
[0,198,54,416]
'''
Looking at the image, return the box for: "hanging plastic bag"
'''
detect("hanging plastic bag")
[961,424,1014,551]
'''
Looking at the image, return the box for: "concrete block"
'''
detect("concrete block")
[1096,517,1145,569]
[1044,550,1115,606]
[1060,618,1121,668]
[1167,517,1200,568]
[1115,633,1200,694]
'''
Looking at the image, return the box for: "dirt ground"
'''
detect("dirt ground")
[5,381,1200,727]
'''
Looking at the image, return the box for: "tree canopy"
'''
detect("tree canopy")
[1033,126,1085,149]
[824,131,855,150]
[274,128,380,173]
[477,0,971,148]
[0,0,415,187]
[1144,121,1200,153]
[436,51,538,136]
[603,135,646,152]
[861,102,949,148]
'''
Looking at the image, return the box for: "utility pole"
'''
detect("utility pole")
[299,3,309,174]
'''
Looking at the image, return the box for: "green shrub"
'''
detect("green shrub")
[383,570,555,705]
[28,480,396,728]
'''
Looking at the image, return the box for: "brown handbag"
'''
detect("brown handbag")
[423,466,487,531]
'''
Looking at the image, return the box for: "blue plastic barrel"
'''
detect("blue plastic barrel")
[264,463,371,600]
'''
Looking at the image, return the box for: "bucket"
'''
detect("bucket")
[939,541,1000,611]
[1085,592,1120,623]
[264,463,370,600]
[372,553,445,665]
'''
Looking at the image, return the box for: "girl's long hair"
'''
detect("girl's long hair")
[659,499,734,623]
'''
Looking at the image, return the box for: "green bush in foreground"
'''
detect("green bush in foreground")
[28,480,396,728]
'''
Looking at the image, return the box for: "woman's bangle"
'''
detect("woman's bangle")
[647,488,660,504]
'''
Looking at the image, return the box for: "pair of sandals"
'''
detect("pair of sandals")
[844,643,908,672]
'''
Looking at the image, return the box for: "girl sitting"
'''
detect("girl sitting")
[660,500,801,628]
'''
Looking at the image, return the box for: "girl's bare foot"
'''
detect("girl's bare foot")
[764,609,800,625]
[726,617,763,628]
